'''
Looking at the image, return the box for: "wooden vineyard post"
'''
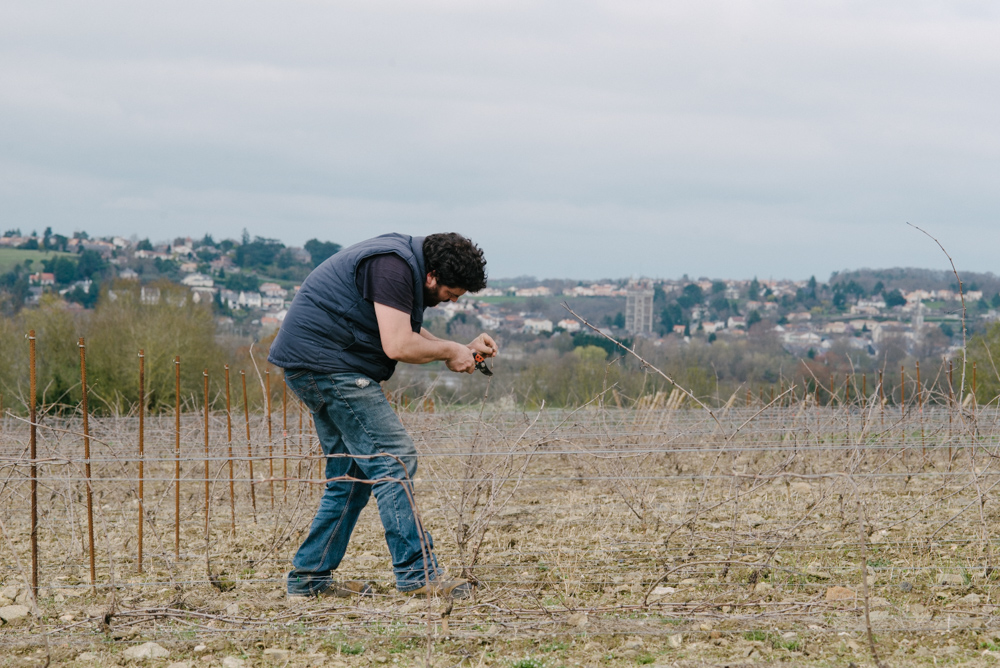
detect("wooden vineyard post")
[28,331,38,597]
[900,365,906,453]
[282,381,288,500]
[900,366,905,413]
[266,370,274,509]
[916,361,924,454]
[948,361,954,461]
[973,362,978,407]
[174,357,181,560]
[79,339,96,588]
[879,370,884,429]
[240,370,258,521]
[203,370,210,539]
[225,365,236,534]
[137,350,145,573]
[298,400,304,490]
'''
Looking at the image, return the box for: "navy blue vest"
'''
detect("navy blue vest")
[267,234,426,381]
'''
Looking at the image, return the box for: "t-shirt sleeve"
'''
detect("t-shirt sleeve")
[355,254,414,313]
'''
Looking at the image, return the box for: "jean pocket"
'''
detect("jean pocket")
[287,372,326,413]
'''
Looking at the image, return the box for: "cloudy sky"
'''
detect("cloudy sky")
[2,1,998,280]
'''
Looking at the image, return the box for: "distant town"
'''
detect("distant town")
[2,228,999,361]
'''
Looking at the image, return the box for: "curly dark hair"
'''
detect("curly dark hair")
[423,233,488,292]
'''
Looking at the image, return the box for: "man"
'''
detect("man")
[268,232,496,599]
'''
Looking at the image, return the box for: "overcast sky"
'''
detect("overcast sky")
[2,1,999,281]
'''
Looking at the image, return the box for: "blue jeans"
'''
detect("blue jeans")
[284,371,440,594]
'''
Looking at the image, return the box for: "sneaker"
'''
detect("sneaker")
[287,579,373,599]
[405,578,474,599]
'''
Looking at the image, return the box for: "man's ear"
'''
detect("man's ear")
[425,272,438,288]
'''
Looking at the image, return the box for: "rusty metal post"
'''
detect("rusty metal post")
[313,416,322,493]
[203,370,210,539]
[845,376,851,406]
[862,374,867,402]
[900,365,907,454]
[900,366,905,412]
[225,365,235,533]
[973,362,978,406]
[174,356,181,560]
[240,370,258,519]
[916,361,922,412]
[948,361,954,459]
[879,370,885,428]
[297,399,304,490]
[79,338,96,587]
[266,370,273,509]
[137,350,145,573]
[28,331,38,597]
[916,361,925,454]
[282,380,288,499]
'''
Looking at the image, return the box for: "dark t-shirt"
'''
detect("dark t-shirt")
[355,253,414,312]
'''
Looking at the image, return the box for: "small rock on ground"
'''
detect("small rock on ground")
[938,573,966,586]
[0,605,31,623]
[167,663,192,668]
[263,648,290,663]
[123,642,170,660]
[76,653,99,662]
[622,637,644,650]
[221,657,246,668]
[668,634,683,649]
[825,586,855,601]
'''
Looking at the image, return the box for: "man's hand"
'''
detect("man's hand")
[467,333,498,358]
[445,343,477,373]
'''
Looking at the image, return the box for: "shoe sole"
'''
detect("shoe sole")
[287,581,373,599]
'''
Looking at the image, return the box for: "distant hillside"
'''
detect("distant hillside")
[0,248,73,274]
[830,267,1000,295]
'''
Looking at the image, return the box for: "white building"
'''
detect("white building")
[181,273,214,288]
[523,318,554,334]
[259,282,288,298]
[238,291,262,309]
[557,319,582,333]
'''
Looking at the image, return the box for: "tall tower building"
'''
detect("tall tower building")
[625,288,654,334]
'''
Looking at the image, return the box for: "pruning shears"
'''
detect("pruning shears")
[474,352,493,376]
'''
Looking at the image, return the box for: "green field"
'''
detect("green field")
[0,247,74,273]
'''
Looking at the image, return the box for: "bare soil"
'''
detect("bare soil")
[1,402,999,667]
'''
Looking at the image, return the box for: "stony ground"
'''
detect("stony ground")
[1,404,999,666]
